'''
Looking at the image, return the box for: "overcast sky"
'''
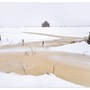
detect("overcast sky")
[0,3,90,27]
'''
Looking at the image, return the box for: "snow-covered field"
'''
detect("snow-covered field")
[0,27,90,37]
[0,30,58,46]
[0,27,89,46]
[24,27,90,38]
[0,72,83,88]
[49,41,90,56]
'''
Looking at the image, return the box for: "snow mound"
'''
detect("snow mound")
[49,41,90,55]
[0,72,83,88]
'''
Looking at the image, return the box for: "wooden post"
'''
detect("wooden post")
[42,41,44,47]
[0,35,1,41]
[22,39,24,46]
[53,64,55,74]
[87,32,90,44]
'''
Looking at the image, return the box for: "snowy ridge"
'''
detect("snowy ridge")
[49,41,90,56]
[0,72,84,88]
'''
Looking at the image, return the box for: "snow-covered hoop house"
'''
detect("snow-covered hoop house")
[41,21,50,27]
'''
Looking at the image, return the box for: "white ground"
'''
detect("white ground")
[24,27,90,38]
[0,27,90,46]
[49,41,90,56]
[0,72,83,88]
[0,32,58,46]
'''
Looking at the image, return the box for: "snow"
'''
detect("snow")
[0,27,90,46]
[49,41,90,56]
[0,72,83,88]
[0,30,58,46]
[24,27,90,38]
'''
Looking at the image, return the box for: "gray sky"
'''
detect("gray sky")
[0,3,90,27]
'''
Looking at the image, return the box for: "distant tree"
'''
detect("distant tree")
[87,32,90,44]
[41,21,50,27]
